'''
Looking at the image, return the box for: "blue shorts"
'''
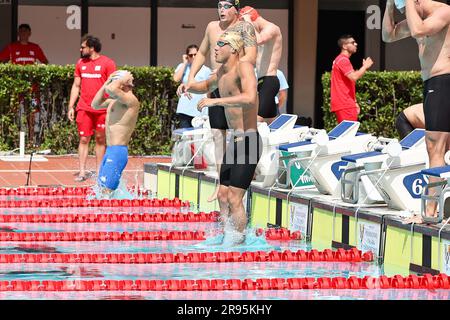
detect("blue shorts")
[98,146,129,190]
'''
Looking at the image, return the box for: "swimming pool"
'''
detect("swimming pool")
[0,187,448,300]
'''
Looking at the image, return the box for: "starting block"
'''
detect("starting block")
[420,165,450,224]
[254,114,310,188]
[171,116,215,170]
[278,121,376,196]
[340,129,428,212]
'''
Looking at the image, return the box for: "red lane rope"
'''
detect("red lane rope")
[0,248,374,264]
[0,186,148,197]
[0,228,302,242]
[0,198,190,208]
[0,231,205,242]
[0,212,220,223]
[0,274,448,291]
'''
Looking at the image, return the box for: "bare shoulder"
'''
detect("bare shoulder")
[238,61,256,76]
[206,21,221,33]
[434,4,450,21]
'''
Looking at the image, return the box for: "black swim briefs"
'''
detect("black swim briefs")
[423,73,450,132]
[209,89,229,130]
[257,76,280,119]
[220,131,262,190]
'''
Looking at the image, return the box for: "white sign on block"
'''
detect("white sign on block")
[357,221,381,256]
[443,240,450,274]
[290,203,309,235]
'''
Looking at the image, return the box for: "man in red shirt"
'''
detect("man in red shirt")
[0,24,49,146]
[0,24,48,65]
[331,35,373,123]
[68,35,116,182]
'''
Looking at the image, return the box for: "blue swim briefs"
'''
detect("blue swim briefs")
[97,145,129,190]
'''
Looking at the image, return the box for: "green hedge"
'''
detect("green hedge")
[0,64,178,155]
[322,71,423,138]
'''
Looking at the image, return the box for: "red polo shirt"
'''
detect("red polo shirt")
[0,42,48,65]
[331,53,357,112]
[74,55,116,113]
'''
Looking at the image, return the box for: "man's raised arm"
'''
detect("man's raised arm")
[406,0,450,38]
[187,23,212,85]
[382,0,411,42]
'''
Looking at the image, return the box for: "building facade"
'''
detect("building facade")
[0,0,435,126]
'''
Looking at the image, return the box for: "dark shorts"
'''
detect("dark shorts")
[423,74,450,132]
[209,89,229,130]
[98,146,129,191]
[220,132,262,190]
[258,76,280,119]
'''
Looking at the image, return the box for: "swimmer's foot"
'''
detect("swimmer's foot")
[402,215,424,225]
[207,186,220,203]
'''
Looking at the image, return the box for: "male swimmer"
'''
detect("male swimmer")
[177,0,258,203]
[91,71,140,197]
[187,31,261,245]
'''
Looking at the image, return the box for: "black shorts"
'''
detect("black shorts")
[258,76,280,119]
[423,74,450,132]
[209,89,229,130]
[220,132,262,190]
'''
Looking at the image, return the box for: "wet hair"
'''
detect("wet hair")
[185,44,199,54]
[18,24,31,31]
[338,34,354,49]
[81,34,102,53]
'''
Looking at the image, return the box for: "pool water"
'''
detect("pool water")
[0,191,448,300]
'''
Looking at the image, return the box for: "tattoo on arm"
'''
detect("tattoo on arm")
[240,22,257,47]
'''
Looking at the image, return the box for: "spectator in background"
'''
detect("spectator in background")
[0,23,49,146]
[68,35,116,182]
[276,69,289,114]
[0,24,48,65]
[331,35,373,123]
[173,45,211,128]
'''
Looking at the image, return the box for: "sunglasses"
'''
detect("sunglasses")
[80,46,87,49]
[218,3,234,10]
[217,40,230,48]
[188,53,197,58]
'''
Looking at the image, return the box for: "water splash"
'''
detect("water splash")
[191,227,279,252]
[87,179,135,200]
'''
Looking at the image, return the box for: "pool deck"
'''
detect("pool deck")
[0,155,170,187]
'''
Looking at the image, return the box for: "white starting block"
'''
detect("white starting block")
[278,121,377,196]
[254,114,310,188]
[340,129,427,212]
[171,116,215,170]
[0,132,48,162]
[420,164,450,224]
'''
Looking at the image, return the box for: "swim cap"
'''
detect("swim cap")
[220,31,244,52]
[239,6,260,22]
[394,0,405,13]
[111,70,134,86]
[218,0,240,11]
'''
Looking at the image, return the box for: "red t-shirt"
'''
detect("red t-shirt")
[331,53,357,112]
[0,42,48,65]
[74,55,116,113]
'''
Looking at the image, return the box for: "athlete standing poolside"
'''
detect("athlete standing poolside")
[187,31,261,245]
[383,0,450,222]
[91,71,140,197]
[240,6,283,124]
[177,0,257,203]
